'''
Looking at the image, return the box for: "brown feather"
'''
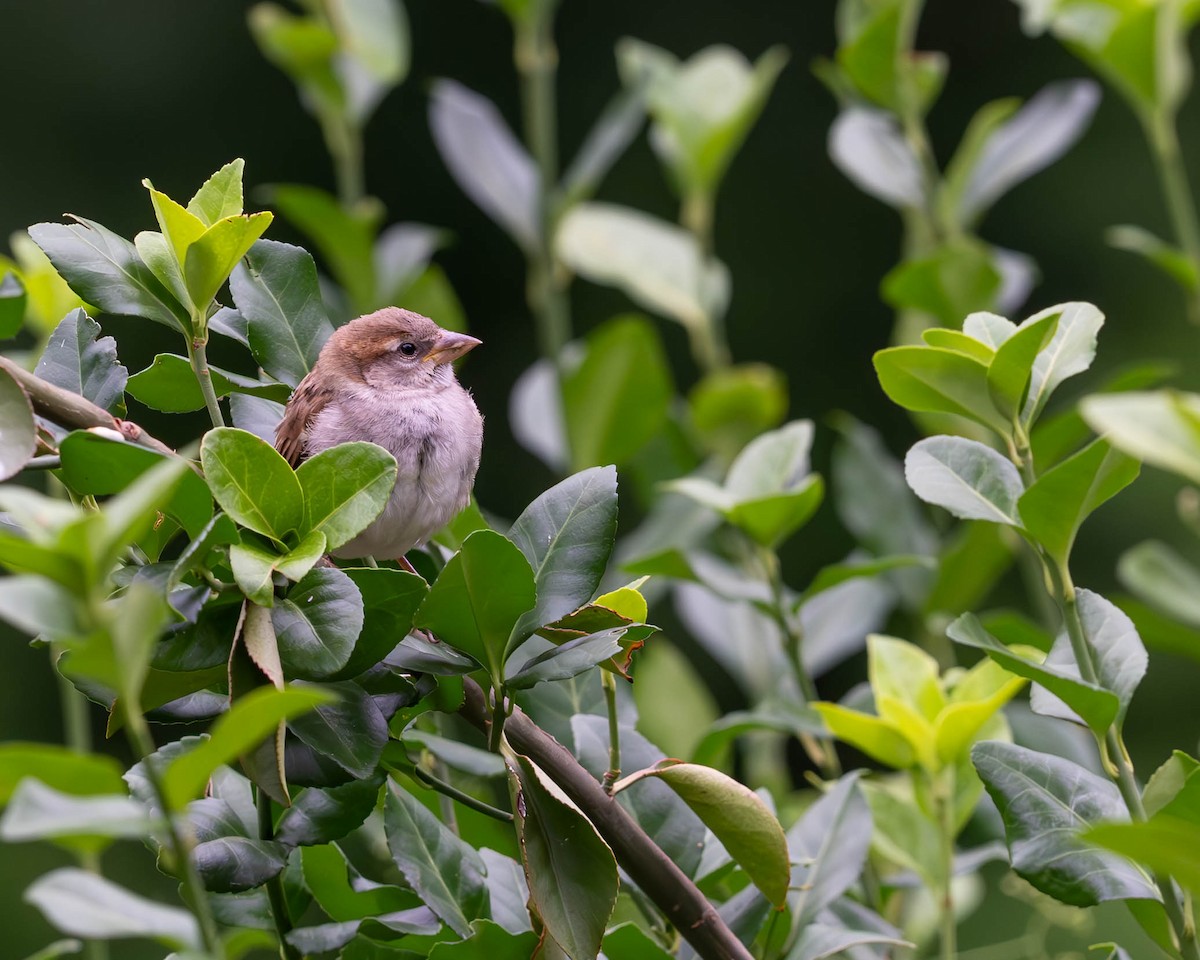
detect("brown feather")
[274,373,333,468]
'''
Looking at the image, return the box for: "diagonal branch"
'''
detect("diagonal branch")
[459,678,754,960]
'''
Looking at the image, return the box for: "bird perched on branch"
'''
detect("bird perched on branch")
[275,306,483,560]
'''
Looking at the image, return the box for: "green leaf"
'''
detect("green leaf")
[429,80,539,250]
[881,242,1002,327]
[562,315,673,470]
[92,456,193,583]
[0,743,125,804]
[25,868,200,948]
[184,212,274,310]
[301,843,418,921]
[0,272,27,338]
[162,685,333,809]
[922,327,997,363]
[231,535,326,607]
[230,240,335,388]
[58,431,212,537]
[1081,390,1200,485]
[687,363,788,459]
[947,613,1119,735]
[1087,818,1200,896]
[187,159,246,226]
[0,365,35,481]
[904,436,1023,525]
[1030,589,1147,732]
[790,924,913,960]
[972,741,1159,906]
[1108,224,1199,291]
[507,467,617,649]
[384,782,488,937]
[200,427,304,541]
[193,836,288,893]
[728,478,825,547]
[1022,302,1104,424]
[506,626,631,689]
[34,309,127,414]
[813,703,915,769]
[288,680,387,778]
[272,566,364,679]
[561,86,647,205]
[274,777,382,847]
[20,939,83,960]
[509,753,617,959]
[0,779,152,853]
[616,760,789,907]
[1018,439,1140,568]
[143,180,207,271]
[987,309,1059,424]
[874,345,1008,436]
[555,203,729,330]
[1118,540,1200,629]
[828,107,924,209]
[125,353,289,413]
[334,567,428,679]
[296,441,397,551]
[427,920,539,959]
[28,218,189,334]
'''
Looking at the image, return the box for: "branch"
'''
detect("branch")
[460,679,754,960]
[0,355,175,457]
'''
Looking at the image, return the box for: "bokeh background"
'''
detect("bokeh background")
[2,0,1199,955]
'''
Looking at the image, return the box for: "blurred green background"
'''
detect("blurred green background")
[2,0,1199,955]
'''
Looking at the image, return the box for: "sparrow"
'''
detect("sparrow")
[275,307,483,560]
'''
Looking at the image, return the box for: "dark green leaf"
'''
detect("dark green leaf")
[334,567,428,679]
[0,272,26,338]
[507,467,618,649]
[58,431,212,537]
[427,920,540,959]
[0,365,35,481]
[509,753,617,959]
[273,566,364,679]
[229,393,285,444]
[1018,439,1139,568]
[125,353,289,413]
[200,427,304,541]
[275,777,383,847]
[384,782,488,937]
[193,836,287,893]
[904,436,1023,524]
[34,310,127,414]
[25,868,200,948]
[28,219,189,333]
[972,741,1158,906]
[505,626,629,689]
[415,529,536,682]
[230,240,335,388]
[296,441,397,551]
[288,681,387,778]
[561,315,672,471]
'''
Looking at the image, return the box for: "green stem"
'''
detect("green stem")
[681,189,730,373]
[123,709,223,957]
[894,0,945,253]
[186,336,225,429]
[516,7,571,363]
[1145,108,1200,324]
[935,767,958,960]
[411,765,514,823]
[258,791,300,960]
[488,688,506,752]
[601,670,621,794]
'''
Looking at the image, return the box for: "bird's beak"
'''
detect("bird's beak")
[425,330,482,364]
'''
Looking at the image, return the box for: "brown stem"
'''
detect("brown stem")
[0,355,175,457]
[459,679,753,960]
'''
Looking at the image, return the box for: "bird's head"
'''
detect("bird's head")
[325,307,482,389]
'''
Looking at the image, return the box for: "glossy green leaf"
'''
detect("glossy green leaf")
[272,566,364,679]
[0,779,151,854]
[0,366,35,481]
[162,685,333,809]
[506,626,629,689]
[384,782,488,937]
[275,777,383,847]
[616,760,789,907]
[296,441,397,551]
[58,431,212,537]
[904,436,1024,525]
[1030,589,1147,731]
[881,242,1002,327]
[187,158,246,226]
[1022,302,1104,424]
[987,309,1059,424]
[184,212,274,310]
[26,869,200,948]
[230,240,335,388]
[509,753,617,959]
[972,741,1158,906]
[300,843,418,921]
[1087,818,1200,896]
[1018,439,1140,568]
[0,744,125,805]
[429,80,538,250]
[332,566,428,679]
[922,327,997,362]
[34,309,127,414]
[1081,389,1200,485]
[193,836,288,893]
[1118,540,1200,628]
[427,920,539,960]
[0,272,27,338]
[874,345,1008,435]
[507,467,617,650]
[414,530,535,682]
[288,680,387,778]
[200,427,304,541]
[948,613,1119,735]
[28,218,189,334]
[125,353,289,413]
[555,203,730,330]
[562,315,672,470]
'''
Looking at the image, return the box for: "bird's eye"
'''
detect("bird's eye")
[398,341,418,357]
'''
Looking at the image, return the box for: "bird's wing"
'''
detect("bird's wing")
[275,374,332,468]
